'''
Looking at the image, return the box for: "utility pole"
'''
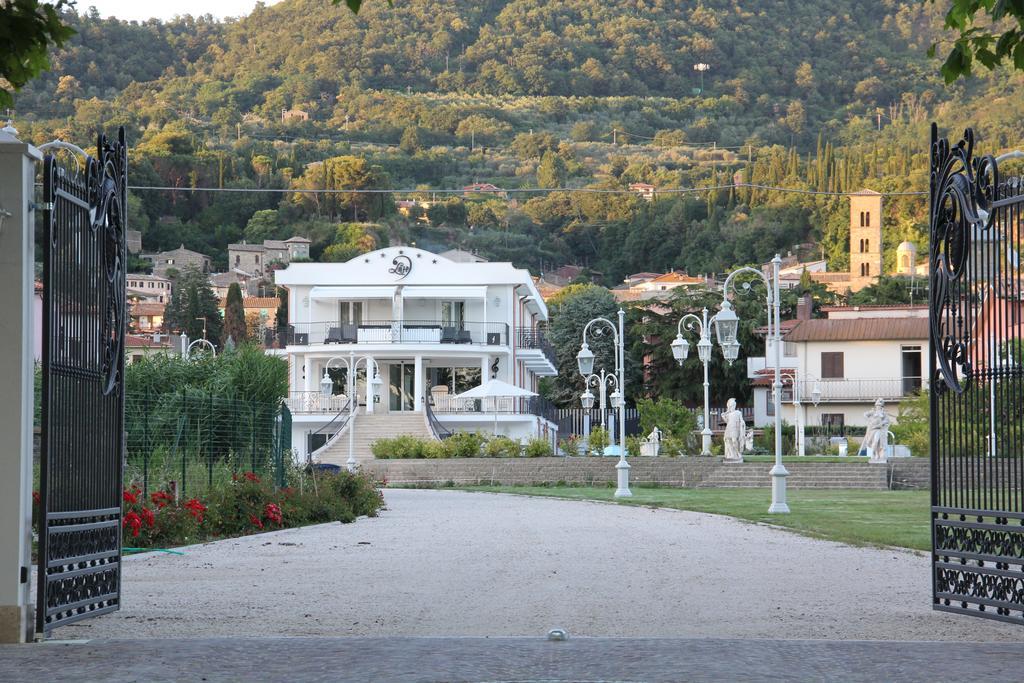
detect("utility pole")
[612,128,617,145]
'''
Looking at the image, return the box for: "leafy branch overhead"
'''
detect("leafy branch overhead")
[929,0,1024,82]
[0,0,77,108]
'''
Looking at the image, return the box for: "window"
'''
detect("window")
[865,212,870,227]
[821,351,844,378]
[821,413,845,433]
[864,238,869,252]
[442,301,465,327]
[234,255,240,266]
[784,341,797,357]
[339,301,363,325]
[859,211,865,227]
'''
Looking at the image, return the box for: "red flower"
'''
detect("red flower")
[32,491,41,505]
[184,498,206,522]
[123,511,142,537]
[243,472,261,483]
[150,491,174,508]
[123,489,138,505]
[264,503,283,525]
[140,507,156,528]
[249,514,264,530]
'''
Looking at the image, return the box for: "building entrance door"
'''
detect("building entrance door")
[388,363,415,412]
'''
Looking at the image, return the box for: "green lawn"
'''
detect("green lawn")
[460,486,932,551]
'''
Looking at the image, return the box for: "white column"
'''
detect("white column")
[365,356,376,413]
[480,354,491,382]
[0,129,41,643]
[413,355,424,412]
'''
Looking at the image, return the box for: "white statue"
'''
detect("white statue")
[723,398,746,462]
[744,427,754,453]
[640,427,662,457]
[860,398,892,463]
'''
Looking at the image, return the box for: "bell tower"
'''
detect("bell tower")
[849,189,882,292]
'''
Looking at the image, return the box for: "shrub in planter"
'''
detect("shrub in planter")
[444,431,485,457]
[371,435,427,459]
[421,440,448,459]
[587,426,610,455]
[524,437,553,458]
[485,436,520,458]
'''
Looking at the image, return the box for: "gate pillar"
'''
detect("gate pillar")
[0,127,42,643]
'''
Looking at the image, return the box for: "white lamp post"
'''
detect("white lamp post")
[669,307,722,455]
[186,338,216,360]
[578,309,630,497]
[779,373,822,456]
[582,368,619,450]
[720,254,789,513]
[320,352,383,472]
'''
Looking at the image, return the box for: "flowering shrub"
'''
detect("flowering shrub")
[34,469,383,550]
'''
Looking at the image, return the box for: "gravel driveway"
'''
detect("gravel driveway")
[61,489,1017,641]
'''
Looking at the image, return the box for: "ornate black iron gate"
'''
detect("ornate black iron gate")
[930,125,1024,624]
[36,130,127,635]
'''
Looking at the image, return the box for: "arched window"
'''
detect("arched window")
[902,255,910,268]
[865,238,870,252]
[859,211,865,227]
[865,212,871,227]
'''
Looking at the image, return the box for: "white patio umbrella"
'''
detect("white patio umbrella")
[453,379,538,435]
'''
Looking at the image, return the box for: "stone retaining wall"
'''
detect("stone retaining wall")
[363,457,931,490]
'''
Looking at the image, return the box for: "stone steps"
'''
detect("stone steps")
[318,411,435,466]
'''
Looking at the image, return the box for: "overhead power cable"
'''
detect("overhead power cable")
[125,182,928,198]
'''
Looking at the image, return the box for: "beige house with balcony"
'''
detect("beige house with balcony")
[274,247,558,463]
[748,304,928,432]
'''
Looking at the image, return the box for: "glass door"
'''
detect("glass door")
[388,363,416,412]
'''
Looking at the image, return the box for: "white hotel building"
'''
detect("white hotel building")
[274,247,558,463]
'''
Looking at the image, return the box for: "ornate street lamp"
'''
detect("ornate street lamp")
[578,310,630,497]
[720,255,788,513]
[321,353,383,472]
[667,307,722,455]
[580,389,596,410]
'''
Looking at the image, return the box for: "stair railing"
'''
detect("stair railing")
[308,397,353,462]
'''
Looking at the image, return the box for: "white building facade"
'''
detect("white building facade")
[748,305,929,432]
[275,247,558,462]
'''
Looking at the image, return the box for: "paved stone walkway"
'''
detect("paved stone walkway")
[56,489,1017,642]
[2,636,1023,682]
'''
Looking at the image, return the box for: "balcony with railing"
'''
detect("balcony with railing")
[783,377,927,403]
[431,395,558,422]
[515,327,557,367]
[286,391,351,414]
[274,320,509,347]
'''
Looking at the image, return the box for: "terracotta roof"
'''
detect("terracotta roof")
[784,318,928,342]
[219,297,279,308]
[649,271,705,284]
[228,243,264,252]
[125,335,170,348]
[130,303,166,316]
[750,367,796,387]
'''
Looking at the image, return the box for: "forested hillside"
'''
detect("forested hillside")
[10,0,1024,282]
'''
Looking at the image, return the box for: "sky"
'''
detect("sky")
[83,1,285,22]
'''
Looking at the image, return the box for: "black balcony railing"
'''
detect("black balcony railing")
[516,327,557,366]
[273,320,509,346]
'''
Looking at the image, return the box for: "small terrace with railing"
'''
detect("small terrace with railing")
[273,319,510,347]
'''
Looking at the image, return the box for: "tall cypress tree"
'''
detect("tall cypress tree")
[223,282,248,344]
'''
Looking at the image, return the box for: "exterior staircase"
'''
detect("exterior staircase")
[317,410,435,467]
